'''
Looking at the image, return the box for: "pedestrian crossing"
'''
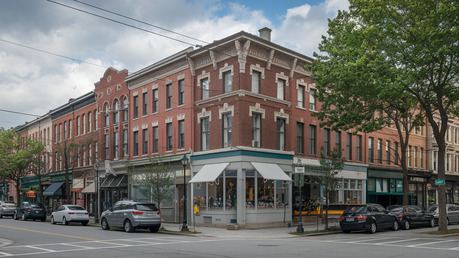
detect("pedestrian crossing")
[316,235,459,251]
[0,236,226,257]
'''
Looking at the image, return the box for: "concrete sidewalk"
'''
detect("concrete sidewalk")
[159,221,339,238]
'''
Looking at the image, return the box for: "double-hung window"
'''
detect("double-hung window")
[123,129,128,157]
[142,92,148,116]
[166,84,172,109]
[368,137,374,163]
[143,129,148,155]
[309,89,316,111]
[297,123,304,154]
[113,100,119,124]
[309,125,316,155]
[114,131,119,159]
[201,118,209,150]
[223,71,232,93]
[223,114,232,147]
[377,139,382,164]
[178,120,185,149]
[324,128,330,157]
[386,140,391,165]
[276,119,286,150]
[133,96,139,119]
[201,78,209,99]
[298,85,305,108]
[123,97,128,122]
[153,126,158,153]
[152,89,158,113]
[133,131,139,156]
[335,131,341,153]
[252,71,261,93]
[105,134,110,160]
[166,123,172,151]
[346,133,352,160]
[277,79,285,100]
[178,80,185,105]
[252,113,261,147]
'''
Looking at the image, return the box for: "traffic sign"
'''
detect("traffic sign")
[435,179,445,185]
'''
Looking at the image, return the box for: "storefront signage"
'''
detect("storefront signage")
[396,180,403,192]
[295,167,305,174]
[435,179,445,185]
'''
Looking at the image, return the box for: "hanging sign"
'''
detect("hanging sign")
[435,179,445,185]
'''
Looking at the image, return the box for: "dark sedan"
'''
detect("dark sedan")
[339,204,399,234]
[14,202,47,221]
[388,205,435,229]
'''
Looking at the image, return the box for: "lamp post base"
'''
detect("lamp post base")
[296,222,304,233]
[181,224,189,232]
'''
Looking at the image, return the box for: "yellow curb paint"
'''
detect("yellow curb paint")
[0,225,101,241]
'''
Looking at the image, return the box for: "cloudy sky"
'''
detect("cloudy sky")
[0,0,349,129]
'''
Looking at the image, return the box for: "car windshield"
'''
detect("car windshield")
[30,203,44,208]
[67,206,85,211]
[135,204,158,211]
[343,206,366,214]
[427,206,438,212]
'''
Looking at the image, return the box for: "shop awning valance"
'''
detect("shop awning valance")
[81,183,96,194]
[251,162,292,181]
[189,163,230,183]
[43,182,65,196]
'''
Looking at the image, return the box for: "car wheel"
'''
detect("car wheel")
[149,225,160,233]
[124,219,135,233]
[82,221,88,226]
[63,217,68,225]
[367,221,377,234]
[101,218,110,230]
[429,218,435,228]
[0,214,3,218]
[22,212,27,221]
[392,220,399,231]
[13,211,18,220]
[51,216,56,224]
[403,220,410,230]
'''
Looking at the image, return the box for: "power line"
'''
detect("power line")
[46,0,200,47]
[0,109,41,117]
[73,0,209,45]
[0,38,108,69]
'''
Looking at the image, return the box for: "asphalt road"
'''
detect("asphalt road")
[1,217,459,257]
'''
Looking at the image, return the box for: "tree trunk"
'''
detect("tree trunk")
[325,190,329,230]
[15,178,20,205]
[436,136,447,232]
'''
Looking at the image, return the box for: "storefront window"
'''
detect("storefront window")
[225,171,237,209]
[194,182,207,209]
[257,174,275,208]
[343,179,363,204]
[208,174,223,209]
[276,181,289,208]
[246,171,255,208]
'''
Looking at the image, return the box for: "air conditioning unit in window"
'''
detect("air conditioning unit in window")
[252,140,259,147]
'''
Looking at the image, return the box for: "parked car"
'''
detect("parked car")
[0,201,16,218]
[426,204,459,225]
[101,200,161,233]
[50,205,89,226]
[14,202,46,221]
[388,205,435,229]
[339,204,399,234]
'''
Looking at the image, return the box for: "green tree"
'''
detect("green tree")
[0,128,44,204]
[310,0,458,232]
[130,156,175,208]
[29,142,48,203]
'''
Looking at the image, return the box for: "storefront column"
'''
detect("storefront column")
[237,166,245,226]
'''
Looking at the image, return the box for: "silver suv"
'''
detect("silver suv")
[0,201,16,218]
[100,200,161,233]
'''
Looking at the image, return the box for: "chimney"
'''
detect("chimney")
[258,27,272,41]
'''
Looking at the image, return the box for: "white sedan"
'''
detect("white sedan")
[50,205,89,226]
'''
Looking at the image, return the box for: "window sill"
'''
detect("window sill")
[296,106,307,110]
[165,108,173,111]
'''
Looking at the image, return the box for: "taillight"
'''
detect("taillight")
[339,216,345,221]
[157,210,161,215]
[132,211,144,215]
[26,207,32,210]
[68,212,75,215]
[84,213,88,215]
[398,213,404,220]
[357,216,367,220]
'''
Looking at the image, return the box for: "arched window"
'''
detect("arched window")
[123,96,129,122]
[104,103,110,127]
[113,99,120,125]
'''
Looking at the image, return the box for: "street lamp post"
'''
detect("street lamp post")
[181,154,189,232]
[94,160,100,224]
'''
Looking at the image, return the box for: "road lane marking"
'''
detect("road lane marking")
[374,238,420,245]
[0,225,101,241]
[26,245,57,252]
[408,240,456,247]
[0,251,12,257]
[60,243,95,249]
